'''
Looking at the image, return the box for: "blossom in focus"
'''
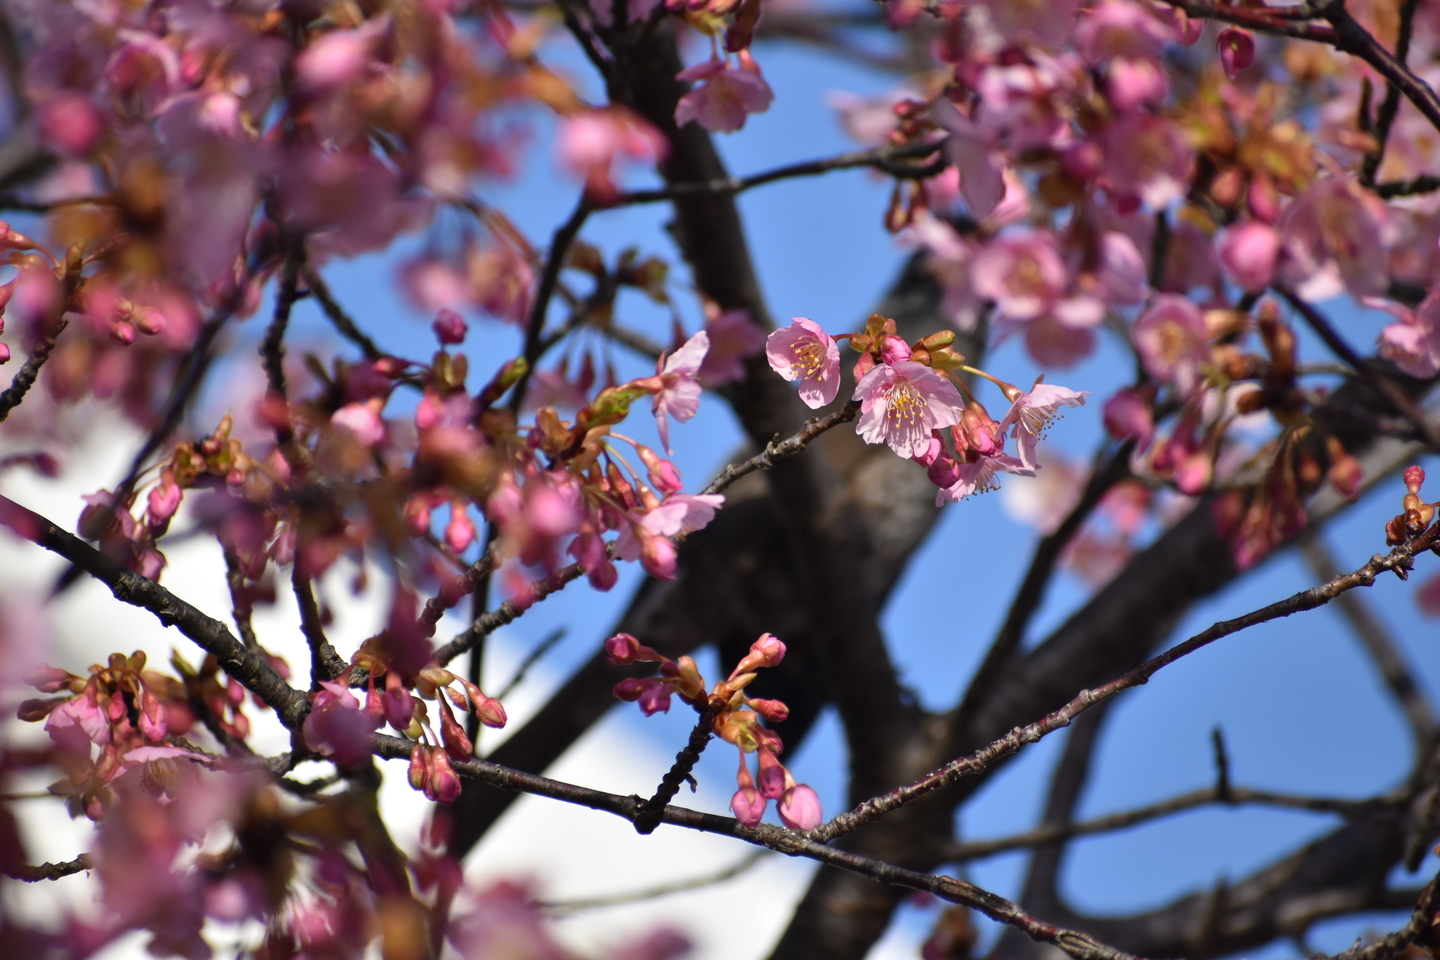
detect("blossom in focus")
[853,361,965,459]
[674,52,774,134]
[699,308,765,386]
[767,317,842,408]
[998,380,1089,471]
[652,331,710,453]
[558,108,667,202]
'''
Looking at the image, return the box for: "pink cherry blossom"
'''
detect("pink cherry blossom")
[767,317,842,408]
[558,108,667,202]
[853,361,965,459]
[1278,176,1388,299]
[652,331,709,453]
[675,52,774,134]
[330,402,385,446]
[1219,221,1280,292]
[971,233,1068,321]
[1075,0,1173,63]
[699,308,765,386]
[1105,57,1167,113]
[1096,231,1148,306]
[1132,294,1209,395]
[998,380,1090,471]
[1100,114,1193,210]
[937,452,1032,504]
[933,101,1006,218]
[640,493,726,538]
[974,0,1076,49]
[432,307,467,345]
[1371,292,1440,377]
[1103,387,1156,449]
[302,680,380,766]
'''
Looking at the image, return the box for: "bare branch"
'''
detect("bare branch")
[5,855,92,882]
[0,317,66,424]
[813,522,1440,844]
[1298,530,1439,748]
[508,196,592,412]
[0,494,308,726]
[612,139,945,207]
[701,400,862,497]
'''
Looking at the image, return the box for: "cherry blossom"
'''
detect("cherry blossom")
[675,52,774,134]
[699,308,765,385]
[1371,292,1440,378]
[558,108,667,202]
[1132,295,1209,396]
[767,317,842,408]
[853,361,965,459]
[651,331,710,453]
[998,380,1090,471]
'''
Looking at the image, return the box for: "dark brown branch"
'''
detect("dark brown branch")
[0,494,308,726]
[5,854,91,882]
[302,267,384,362]
[368,733,1141,960]
[294,565,344,688]
[1298,531,1439,748]
[508,196,592,411]
[812,522,1440,844]
[1320,871,1440,960]
[0,317,66,424]
[701,400,861,496]
[944,785,1390,863]
[419,543,498,638]
[634,705,717,835]
[1360,0,1422,185]
[1279,289,1440,451]
[613,139,945,207]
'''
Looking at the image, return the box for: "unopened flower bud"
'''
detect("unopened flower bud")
[746,697,790,724]
[730,633,785,678]
[428,747,462,804]
[777,783,823,831]
[433,308,468,345]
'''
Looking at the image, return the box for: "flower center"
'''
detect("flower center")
[794,340,826,379]
[886,381,924,428]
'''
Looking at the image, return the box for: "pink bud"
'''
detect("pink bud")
[604,633,668,665]
[747,698,790,724]
[1406,465,1426,494]
[1175,450,1215,495]
[428,747,462,804]
[1216,28,1255,80]
[731,785,765,828]
[0,343,10,365]
[433,308,468,345]
[409,742,428,790]
[137,690,168,740]
[756,749,786,800]
[438,699,473,761]
[777,784,823,831]
[109,320,137,346]
[639,532,677,580]
[23,665,75,693]
[614,676,673,716]
[1103,388,1156,449]
[446,505,476,554]
[147,476,183,524]
[134,307,167,336]
[731,633,785,677]
[1218,222,1279,293]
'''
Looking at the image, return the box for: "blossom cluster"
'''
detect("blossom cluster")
[607,632,822,830]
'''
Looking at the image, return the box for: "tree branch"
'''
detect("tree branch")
[813,521,1440,844]
[0,317,66,424]
[0,493,308,726]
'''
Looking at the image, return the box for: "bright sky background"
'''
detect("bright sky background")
[2,8,1440,960]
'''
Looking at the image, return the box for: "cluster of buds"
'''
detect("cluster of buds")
[1387,467,1438,547]
[300,654,507,804]
[16,651,204,818]
[606,633,823,831]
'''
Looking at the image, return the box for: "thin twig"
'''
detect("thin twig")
[1279,289,1440,452]
[419,542,498,639]
[613,139,946,207]
[5,854,92,882]
[368,732,1141,960]
[0,317,66,424]
[495,627,568,700]
[1376,175,1440,198]
[294,565,344,688]
[940,785,1389,863]
[539,850,768,912]
[508,197,592,412]
[811,521,1440,844]
[302,267,384,362]
[1325,872,1440,960]
[1297,531,1438,748]
[1360,0,1422,186]
[701,400,861,496]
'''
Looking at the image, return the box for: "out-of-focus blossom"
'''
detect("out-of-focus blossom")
[432,308,468,345]
[302,680,380,766]
[1075,0,1173,62]
[1100,114,1193,210]
[675,52,774,134]
[1219,222,1280,292]
[1132,294,1209,395]
[1279,176,1388,299]
[1217,28,1256,80]
[933,101,1006,218]
[330,401,385,446]
[699,308,765,386]
[558,108,667,202]
[1372,292,1440,378]
[974,0,1077,49]
[1103,387,1156,449]
[971,233,1067,321]
[1105,57,1167,112]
